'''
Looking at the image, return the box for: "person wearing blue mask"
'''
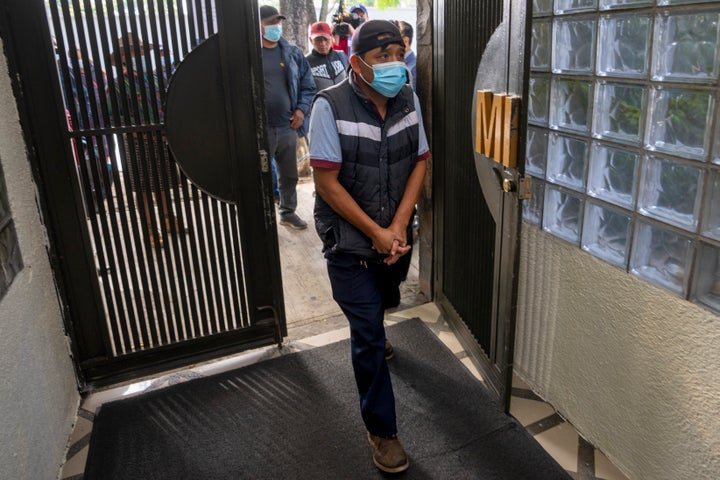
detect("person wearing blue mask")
[259,5,316,230]
[308,20,430,474]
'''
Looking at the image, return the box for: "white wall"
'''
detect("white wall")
[0,40,79,479]
[515,226,720,480]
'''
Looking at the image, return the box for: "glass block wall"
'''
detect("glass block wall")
[525,0,720,314]
[0,161,22,301]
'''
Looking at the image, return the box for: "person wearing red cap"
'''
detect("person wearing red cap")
[308,20,430,474]
[306,22,348,92]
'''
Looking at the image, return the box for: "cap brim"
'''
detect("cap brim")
[262,14,286,21]
[311,33,333,40]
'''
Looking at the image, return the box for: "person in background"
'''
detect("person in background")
[259,5,316,230]
[332,3,368,56]
[306,21,348,92]
[393,20,416,90]
[308,20,429,474]
[111,33,187,248]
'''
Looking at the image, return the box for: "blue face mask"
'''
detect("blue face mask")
[263,24,282,43]
[359,57,408,98]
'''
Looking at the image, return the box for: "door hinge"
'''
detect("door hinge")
[518,176,532,200]
[259,150,269,173]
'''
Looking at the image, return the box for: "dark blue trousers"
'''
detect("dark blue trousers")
[326,252,408,438]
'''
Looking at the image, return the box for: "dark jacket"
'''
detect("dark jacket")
[313,74,419,260]
[277,37,316,137]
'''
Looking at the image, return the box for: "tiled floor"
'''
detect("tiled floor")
[59,301,629,480]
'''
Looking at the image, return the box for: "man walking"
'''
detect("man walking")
[260,5,316,229]
[308,20,429,473]
[306,21,348,92]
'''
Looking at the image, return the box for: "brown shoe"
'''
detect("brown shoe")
[385,340,395,360]
[367,432,409,473]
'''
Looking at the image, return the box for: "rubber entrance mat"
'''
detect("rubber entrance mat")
[85,318,571,479]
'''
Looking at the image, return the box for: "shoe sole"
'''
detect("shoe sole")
[279,220,307,230]
[372,455,409,473]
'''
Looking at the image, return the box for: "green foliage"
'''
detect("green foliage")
[375,0,401,9]
[667,92,710,148]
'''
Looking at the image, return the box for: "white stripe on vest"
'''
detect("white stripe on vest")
[336,120,382,142]
[387,111,419,138]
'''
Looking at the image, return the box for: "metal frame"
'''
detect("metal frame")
[1,0,286,390]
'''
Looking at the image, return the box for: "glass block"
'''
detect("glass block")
[550,78,593,134]
[582,201,631,267]
[645,87,714,161]
[587,143,639,209]
[599,0,652,9]
[652,11,720,83]
[543,186,583,244]
[630,221,692,295]
[553,17,597,74]
[533,0,554,16]
[547,133,588,191]
[526,127,549,177]
[691,242,720,313]
[529,76,551,126]
[555,0,598,14]
[597,14,651,78]
[638,156,704,231]
[700,170,720,241]
[593,82,646,145]
[658,0,719,6]
[531,19,552,71]
[523,176,545,225]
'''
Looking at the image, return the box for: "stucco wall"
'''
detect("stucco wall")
[0,41,79,479]
[515,226,720,480]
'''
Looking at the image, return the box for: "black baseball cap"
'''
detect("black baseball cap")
[351,20,404,56]
[260,5,285,22]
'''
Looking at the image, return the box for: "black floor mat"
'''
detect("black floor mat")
[85,318,571,479]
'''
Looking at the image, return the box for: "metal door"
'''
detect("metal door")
[1,0,284,390]
[433,0,531,410]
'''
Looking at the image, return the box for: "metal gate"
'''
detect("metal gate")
[433,0,530,410]
[2,0,284,389]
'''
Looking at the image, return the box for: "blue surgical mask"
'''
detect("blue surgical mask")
[263,24,283,43]
[358,57,408,98]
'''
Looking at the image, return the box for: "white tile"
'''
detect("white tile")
[438,330,464,354]
[510,396,556,427]
[60,444,88,479]
[534,423,579,473]
[67,416,93,444]
[392,302,442,323]
[301,327,351,347]
[460,357,484,382]
[595,449,630,480]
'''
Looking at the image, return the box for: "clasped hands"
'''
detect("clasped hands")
[372,225,411,266]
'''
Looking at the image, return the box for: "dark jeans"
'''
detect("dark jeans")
[326,252,410,437]
[266,126,298,216]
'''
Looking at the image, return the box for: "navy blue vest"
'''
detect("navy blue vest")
[314,74,419,259]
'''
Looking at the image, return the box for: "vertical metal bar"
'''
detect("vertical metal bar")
[83,0,131,354]
[95,0,148,355]
[219,202,242,327]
